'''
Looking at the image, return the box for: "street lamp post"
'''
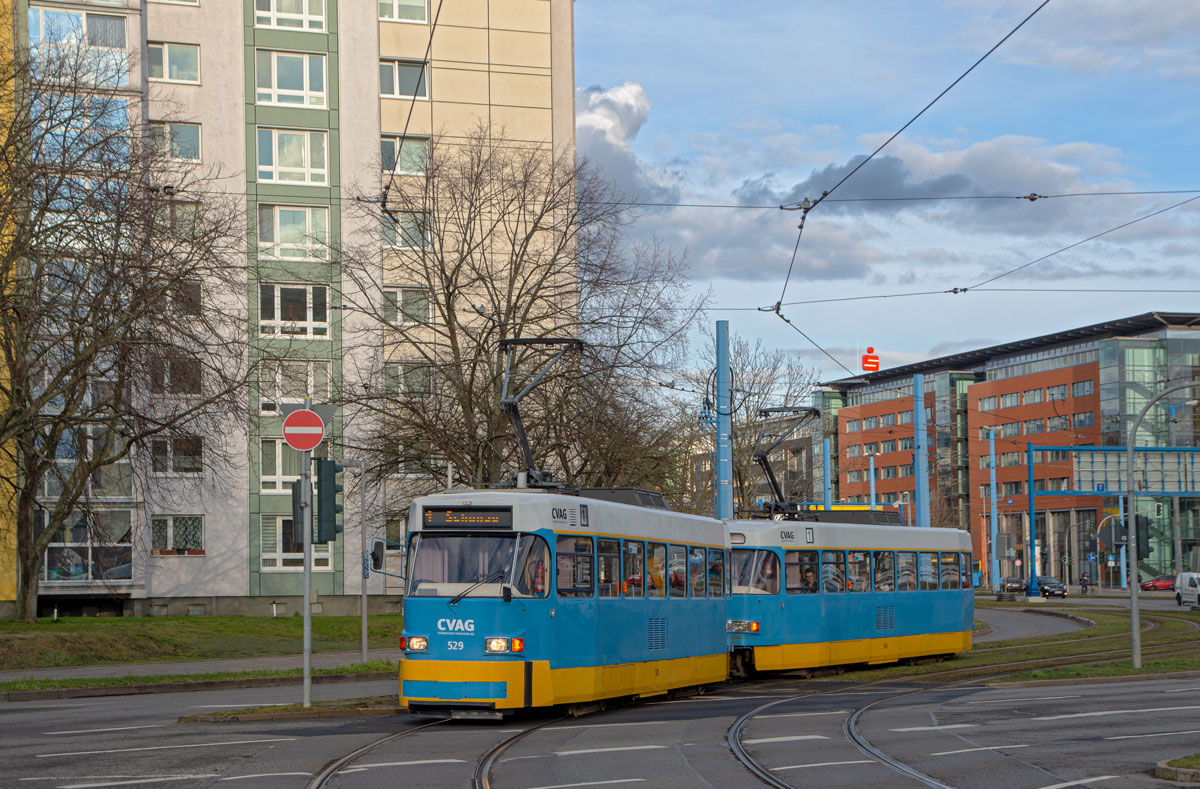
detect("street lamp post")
[1124,380,1200,669]
[982,426,1000,590]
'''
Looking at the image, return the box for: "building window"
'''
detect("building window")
[1024,388,1043,405]
[880,413,897,427]
[845,419,860,433]
[979,484,991,499]
[978,396,997,412]
[151,515,204,554]
[898,463,913,477]
[42,510,133,582]
[385,362,431,398]
[846,444,862,458]
[256,50,325,107]
[258,205,328,260]
[151,436,203,474]
[879,465,897,480]
[1047,477,1070,491]
[28,9,128,85]
[151,122,201,162]
[150,352,202,395]
[1046,415,1069,432]
[1024,418,1044,435]
[380,60,427,98]
[260,359,330,413]
[862,442,878,455]
[1001,480,1023,496]
[382,212,428,249]
[380,0,427,22]
[879,439,897,453]
[1000,422,1020,438]
[862,416,878,430]
[255,0,325,31]
[1000,451,1022,467]
[898,410,913,424]
[257,128,327,185]
[847,470,861,483]
[900,437,914,450]
[1072,380,1094,398]
[148,42,200,83]
[259,283,329,338]
[383,288,432,325]
[260,514,330,569]
[381,136,427,173]
[1000,392,1020,409]
[260,438,307,491]
[1073,411,1095,428]
[1045,450,1071,462]
[1047,384,1069,401]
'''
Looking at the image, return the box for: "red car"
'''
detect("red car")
[1140,574,1176,591]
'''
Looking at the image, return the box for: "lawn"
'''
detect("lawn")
[0,660,396,692]
[0,614,404,671]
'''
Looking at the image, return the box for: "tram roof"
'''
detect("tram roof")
[727,519,971,551]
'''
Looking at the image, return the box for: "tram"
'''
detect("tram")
[726,517,974,675]
[398,487,730,718]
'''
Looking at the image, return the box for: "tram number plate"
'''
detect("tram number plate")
[448,641,465,651]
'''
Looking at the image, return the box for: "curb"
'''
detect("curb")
[0,671,395,702]
[181,706,406,723]
[1019,608,1096,627]
[1156,759,1200,783]
[990,669,1200,688]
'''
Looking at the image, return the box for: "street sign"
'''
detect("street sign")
[1088,552,1096,562]
[283,409,325,451]
[1015,559,1023,567]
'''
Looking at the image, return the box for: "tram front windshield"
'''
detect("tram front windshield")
[731,549,780,595]
[406,533,549,599]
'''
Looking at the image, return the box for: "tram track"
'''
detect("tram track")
[305,718,447,788]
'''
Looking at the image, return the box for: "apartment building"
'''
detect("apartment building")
[822,312,1200,586]
[12,0,575,617]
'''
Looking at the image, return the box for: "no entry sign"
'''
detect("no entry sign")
[283,409,325,451]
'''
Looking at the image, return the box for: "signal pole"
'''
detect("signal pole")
[715,321,733,520]
[301,398,313,708]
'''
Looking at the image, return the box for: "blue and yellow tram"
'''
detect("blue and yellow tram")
[725,520,974,674]
[398,489,730,716]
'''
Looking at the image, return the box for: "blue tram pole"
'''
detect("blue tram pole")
[715,321,733,520]
[869,452,876,510]
[1026,442,1040,597]
[913,374,930,527]
[1118,497,1127,589]
[823,437,832,510]
[987,428,999,589]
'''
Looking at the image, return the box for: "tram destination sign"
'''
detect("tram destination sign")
[423,506,513,529]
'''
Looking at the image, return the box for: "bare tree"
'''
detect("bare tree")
[0,15,247,621]
[338,125,703,513]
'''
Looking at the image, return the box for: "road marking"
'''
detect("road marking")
[547,720,675,730]
[45,725,163,735]
[758,710,848,719]
[59,778,217,788]
[1163,686,1200,693]
[191,704,267,709]
[1035,778,1117,789]
[37,737,296,758]
[654,694,780,704]
[520,777,643,781]
[554,745,667,756]
[354,760,466,769]
[743,735,829,744]
[890,724,975,732]
[1033,704,1200,721]
[931,745,1029,755]
[219,774,312,782]
[773,760,874,771]
[966,696,1080,704]
[1106,729,1200,740]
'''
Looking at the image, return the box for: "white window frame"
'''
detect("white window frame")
[28,9,129,86]
[255,49,326,108]
[382,211,428,249]
[150,352,203,396]
[380,135,427,174]
[41,509,134,584]
[260,514,330,571]
[260,359,331,414]
[384,361,431,399]
[379,0,428,23]
[257,204,328,260]
[380,59,428,99]
[150,436,204,476]
[382,287,432,325]
[148,41,200,84]
[151,514,205,555]
[255,0,325,32]
[259,283,329,338]
[257,127,327,185]
[152,121,201,162]
[260,437,309,492]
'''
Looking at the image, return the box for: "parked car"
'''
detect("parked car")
[1140,574,1176,592]
[1177,572,1200,607]
[1033,576,1067,597]
[999,577,1026,593]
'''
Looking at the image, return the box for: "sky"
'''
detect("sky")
[572,0,1200,382]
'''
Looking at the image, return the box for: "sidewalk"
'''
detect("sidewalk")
[0,648,402,683]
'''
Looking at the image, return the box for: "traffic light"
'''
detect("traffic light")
[1135,514,1152,560]
[315,458,344,544]
[371,539,386,571]
[291,479,305,544]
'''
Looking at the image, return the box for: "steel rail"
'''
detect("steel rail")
[473,717,567,789]
[306,718,446,788]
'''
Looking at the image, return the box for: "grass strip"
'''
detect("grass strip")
[998,655,1200,682]
[1168,754,1200,770]
[0,659,396,692]
[181,694,399,721]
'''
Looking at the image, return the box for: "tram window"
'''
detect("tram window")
[785,550,819,594]
[668,545,687,598]
[897,551,917,591]
[624,540,644,598]
[513,534,550,598]
[555,536,593,598]
[732,549,780,595]
[597,538,620,598]
[940,551,959,590]
[647,542,667,599]
[688,547,706,597]
[961,552,972,589]
[847,551,870,592]
[707,548,725,597]
[918,551,938,590]
[822,550,846,593]
[873,551,895,591]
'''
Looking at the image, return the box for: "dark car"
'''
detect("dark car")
[1141,574,1176,591]
[999,577,1026,593]
[1033,575,1067,597]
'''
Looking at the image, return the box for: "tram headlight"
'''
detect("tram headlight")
[406,636,429,652]
[485,637,511,654]
[726,620,761,633]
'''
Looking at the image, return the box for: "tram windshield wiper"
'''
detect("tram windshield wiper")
[449,568,509,606]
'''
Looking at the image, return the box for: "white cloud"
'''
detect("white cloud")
[576,82,681,203]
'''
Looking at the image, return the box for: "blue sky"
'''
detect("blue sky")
[573,0,1200,379]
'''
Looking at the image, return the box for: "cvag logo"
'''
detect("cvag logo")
[551,507,570,521]
[437,618,475,633]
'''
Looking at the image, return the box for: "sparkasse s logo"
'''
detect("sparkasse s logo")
[437,618,476,633]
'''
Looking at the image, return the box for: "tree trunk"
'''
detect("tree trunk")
[15,492,40,623]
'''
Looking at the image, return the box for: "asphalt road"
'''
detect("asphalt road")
[974,607,1086,643]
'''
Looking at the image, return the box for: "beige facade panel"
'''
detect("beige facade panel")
[380,100,434,136]
[432,66,490,105]
[491,0,551,32]
[436,0,490,29]
[489,30,551,69]
[431,27,490,65]
[487,104,553,143]
[431,102,490,136]
[489,72,551,109]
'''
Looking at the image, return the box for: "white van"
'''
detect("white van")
[1176,572,1200,607]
